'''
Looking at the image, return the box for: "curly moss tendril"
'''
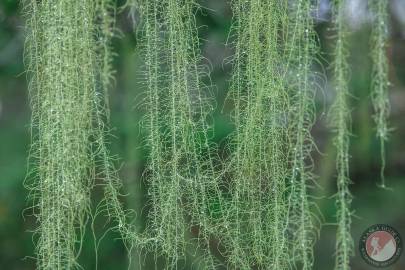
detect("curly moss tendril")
[330,1,354,269]
[370,0,391,188]
[283,0,320,269]
[94,0,134,246]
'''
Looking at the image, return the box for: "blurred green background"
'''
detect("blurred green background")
[1,0,405,269]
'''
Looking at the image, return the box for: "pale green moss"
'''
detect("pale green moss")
[135,0,221,268]
[24,0,98,268]
[226,0,295,268]
[23,0,370,269]
[283,0,319,269]
[330,1,354,269]
[370,0,391,188]
[24,0,126,269]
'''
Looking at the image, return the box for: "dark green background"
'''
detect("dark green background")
[1,0,405,269]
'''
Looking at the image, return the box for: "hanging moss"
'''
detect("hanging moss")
[370,0,390,188]
[24,0,98,268]
[23,0,378,268]
[330,1,354,269]
[224,0,321,269]
[136,0,221,268]
[24,0,127,268]
[96,0,116,121]
[93,0,133,244]
[283,0,319,269]
[226,0,292,268]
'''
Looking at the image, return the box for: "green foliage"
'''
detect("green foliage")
[330,1,354,269]
[370,0,390,188]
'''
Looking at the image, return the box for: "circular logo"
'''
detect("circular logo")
[359,224,402,267]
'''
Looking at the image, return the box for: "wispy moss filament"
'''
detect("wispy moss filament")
[330,1,354,269]
[370,0,391,188]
